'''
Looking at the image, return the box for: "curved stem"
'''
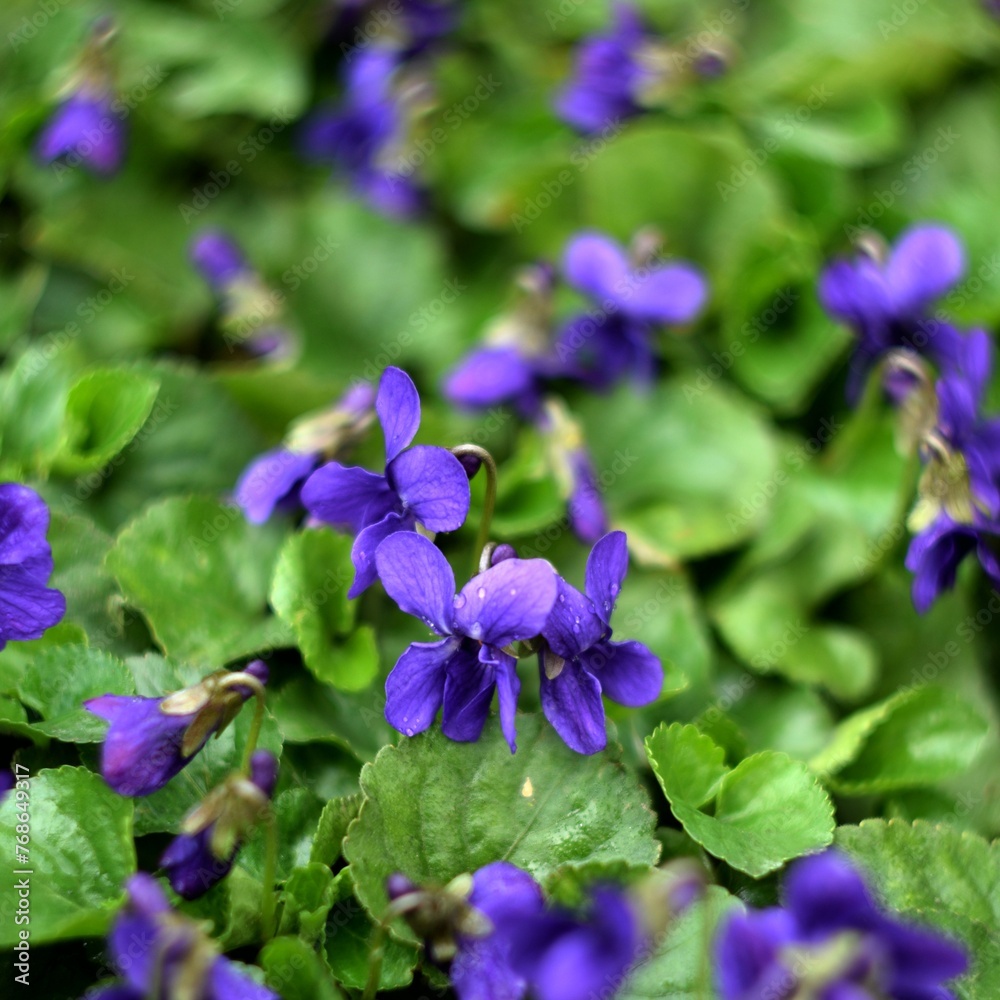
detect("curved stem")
[452,445,499,578]
[217,671,267,775]
[362,922,388,1000]
[260,808,278,943]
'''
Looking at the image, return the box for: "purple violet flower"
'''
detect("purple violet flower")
[160,750,278,900]
[444,346,555,421]
[301,47,424,218]
[818,225,967,402]
[302,366,471,597]
[449,862,546,1000]
[235,382,376,525]
[505,884,645,1000]
[554,3,656,135]
[374,530,558,752]
[539,531,661,754]
[84,873,279,1000]
[37,88,125,175]
[0,484,66,651]
[85,661,269,797]
[715,851,968,1000]
[190,229,253,290]
[558,231,707,387]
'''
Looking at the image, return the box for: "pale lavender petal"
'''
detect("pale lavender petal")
[539,660,607,755]
[301,462,395,534]
[385,637,456,738]
[583,639,662,706]
[626,263,707,323]
[584,530,629,627]
[374,529,456,632]
[349,510,412,598]
[377,366,421,463]
[388,445,471,531]
[886,224,965,314]
[563,233,631,303]
[454,558,558,647]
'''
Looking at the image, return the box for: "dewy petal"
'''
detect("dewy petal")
[388,445,471,532]
[301,462,394,534]
[584,530,629,627]
[584,639,662,707]
[539,659,607,755]
[374,530,456,633]
[349,510,412,599]
[543,578,604,659]
[207,956,280,1000]
[454,558,558,648]
[0,564,66,649]
[234,448,319,524]
[624,263,708,324]
[494,650,521,753]
[441,644,497,744]
[85,695,198,797]
[385,637,457,738]
[885,224,965,314]
[0,483,53,566]
[444,347,540,412]
[563,233,631,303]
[377,366,422,463]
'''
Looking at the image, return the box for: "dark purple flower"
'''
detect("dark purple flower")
[449,862,546,1000]
[301,47,424,218]
[235,382,376,524]
[715,851,968,1000]
[375,530,557,751]
[557,231,707,386]
[819,225,967,402]
[85,872,279,1000]
[539,531,661,754]
[505,884,645,1000]
[160,750,278,900]
[85,661,269,797]
[554,3,656,134]
[302,366,470,597]
[37,88,125,175]
[0,484,66,651]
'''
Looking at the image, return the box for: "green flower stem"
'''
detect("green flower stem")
[452,444,499,578]
[260,807,278,943]
[362,899,412,1000]
[217,671,268,775]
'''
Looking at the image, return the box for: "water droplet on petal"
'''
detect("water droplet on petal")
[404,728,414,737]
[454,594,467,609]
[558,594,566,603]
[477,587,486,599]
[610,583,620,596]
[469,621,483,640]
[509,588,517,597]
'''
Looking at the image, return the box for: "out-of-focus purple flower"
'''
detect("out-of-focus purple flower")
[539,531,661,754]
[819,225,968,402]
[84,873,279,1000]
[0,484,66,651]
[234,382,376,525]
[715,851,968,1000]
[190,230,253,290]
[555,4,656,134]
[301,47,424,218]
[160,750,278,900]
[375,530,557,751]
[335,0,458,57]
[37,88,125,175]
[506,884,645,1000]
[302,366,470,597]
[85,661,269,797]
[558,231,707,386]
[0,770,13,806]
[449,862,546,1000]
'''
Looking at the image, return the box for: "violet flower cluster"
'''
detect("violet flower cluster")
[445,229,706,541]
[715,851,967,1000]
[819,225,1000,611]
[376,527,662,754]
